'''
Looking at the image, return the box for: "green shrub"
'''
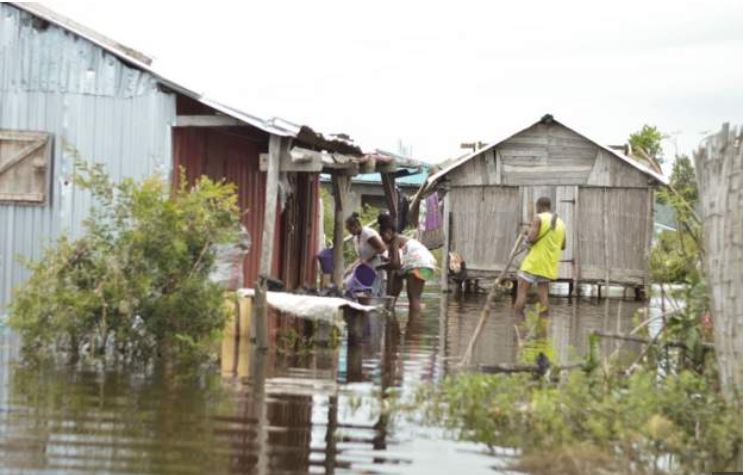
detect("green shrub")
[9,163,241,363]
[412,367,741,474]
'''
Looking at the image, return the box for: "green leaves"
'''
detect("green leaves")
[9,162,241,364]
[629,124,665,166]
[415,368,741,473]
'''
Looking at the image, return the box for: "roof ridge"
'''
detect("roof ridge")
[427,115,667,186]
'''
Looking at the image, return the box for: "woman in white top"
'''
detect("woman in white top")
[344,212,387,295]
[377,213,436,316]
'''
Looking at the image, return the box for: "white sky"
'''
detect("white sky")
[45,1,743,173]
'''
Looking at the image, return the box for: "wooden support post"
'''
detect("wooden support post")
[573,186,581,298]
[602,188,610,294]
[440,191,451,293]
[642,187,654,298]
[252,135,282,350]
[331,173,350,287]
[380,172,398,222]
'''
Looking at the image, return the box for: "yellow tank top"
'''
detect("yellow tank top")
[519,212,566,280]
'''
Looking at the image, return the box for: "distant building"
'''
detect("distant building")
[320,165,429,214]
[427,114,667,294]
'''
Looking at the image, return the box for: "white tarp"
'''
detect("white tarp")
[237,289,377,329]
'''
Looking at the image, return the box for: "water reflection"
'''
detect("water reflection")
[0,287,649,474]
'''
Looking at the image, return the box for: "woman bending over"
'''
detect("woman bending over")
[377,213,436,315]
[345,212,387,295]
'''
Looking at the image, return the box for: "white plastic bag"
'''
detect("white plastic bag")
[209,225,251,290]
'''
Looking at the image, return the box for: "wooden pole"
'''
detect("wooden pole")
[573,185,580,298]
[440,192,451,293]
[602,188,610,292]
[592,330,714,351]
[380,172,398,222]
[459,234,525,367]
[331,174,349,287]
[252,135,282,350]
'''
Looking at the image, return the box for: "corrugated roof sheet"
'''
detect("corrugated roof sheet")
[320,167,428,187]
[9,3,366,156]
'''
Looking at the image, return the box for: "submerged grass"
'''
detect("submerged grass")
[411,368,740,474]
[403,309,741,474]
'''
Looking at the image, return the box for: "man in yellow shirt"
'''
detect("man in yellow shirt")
[514,197,566,318]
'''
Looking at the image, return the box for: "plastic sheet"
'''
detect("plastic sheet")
[209,226,251,290]
[237,288,377,329]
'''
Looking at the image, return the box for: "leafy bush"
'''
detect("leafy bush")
[650,230,701,283]
[413,368,741,474]
[9,163,241,363]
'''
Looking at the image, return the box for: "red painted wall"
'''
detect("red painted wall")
[172,118,319,288]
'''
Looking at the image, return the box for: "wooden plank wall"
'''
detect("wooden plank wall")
[444,121,656,287]
[449,186,521,274]
[577,187,649,284]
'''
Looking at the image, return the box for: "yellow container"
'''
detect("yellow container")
[223,291,253,338]
[222,291,253,377]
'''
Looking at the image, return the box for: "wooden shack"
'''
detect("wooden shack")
[428,114,667,296]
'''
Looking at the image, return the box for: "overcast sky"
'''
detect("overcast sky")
[46,1,742,172]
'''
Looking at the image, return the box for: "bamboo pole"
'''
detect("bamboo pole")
[459,233,525,367]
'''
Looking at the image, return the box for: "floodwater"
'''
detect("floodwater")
[0,285,650,474]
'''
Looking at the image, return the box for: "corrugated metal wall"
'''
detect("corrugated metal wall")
[172,126,269,287]
[0,4,176,312]
[172,126,319,289]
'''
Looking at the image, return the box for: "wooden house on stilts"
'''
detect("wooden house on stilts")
[428,114,667,298]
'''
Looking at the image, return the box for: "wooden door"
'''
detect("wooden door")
[519,185,575,280]
[577,187,650,285]
[449,186,521,276]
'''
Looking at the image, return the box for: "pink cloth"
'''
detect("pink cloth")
[424,194,442,230]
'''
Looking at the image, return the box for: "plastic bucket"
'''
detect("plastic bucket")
[317,248,334,274]
[346,263,377,295]
[354,263,376,287]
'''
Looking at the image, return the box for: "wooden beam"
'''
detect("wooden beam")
[174,115,242,127]
[331,174,350,287]
[603,188,610,289]
[259,151,323,173]
[643,187,653,289]
[380,172,398,220]
[322,164,358,175]
[375,162,398,173]
[0,137,48,177]
[573,185,580,297]
[252,135,283,350]
[592,330,714,350]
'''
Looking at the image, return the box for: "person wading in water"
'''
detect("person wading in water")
[377,213,437,317]
[514,197,566,318]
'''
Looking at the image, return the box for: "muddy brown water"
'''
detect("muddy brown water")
[0,285,650,474]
